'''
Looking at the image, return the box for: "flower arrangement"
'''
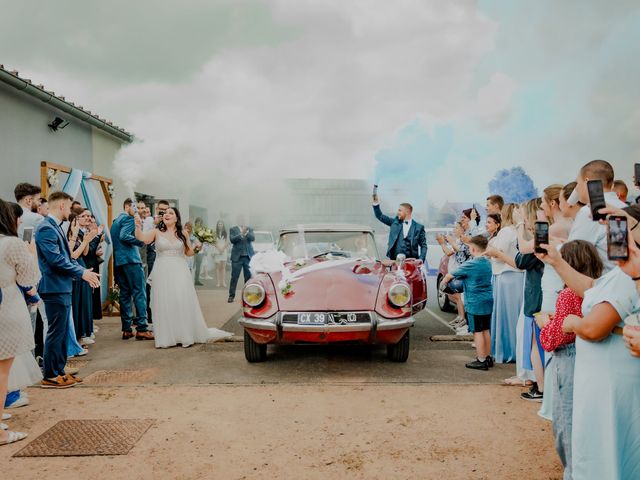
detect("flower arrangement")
[47,168,59,188]
[107,286,120,303]
[279,279,293,296]
[193,225,216,244]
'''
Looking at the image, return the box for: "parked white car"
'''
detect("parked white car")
[253,230,276,253]
[425,227,453,275]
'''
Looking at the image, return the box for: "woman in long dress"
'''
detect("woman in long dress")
[134,207,232,348]
[213,221,229,288]
[0,199,41,446]
[484,203,525,365]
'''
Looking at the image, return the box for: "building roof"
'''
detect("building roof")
[0,64,133,143]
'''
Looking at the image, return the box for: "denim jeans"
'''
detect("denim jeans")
[115,263,148,333]
[552,343,576,480]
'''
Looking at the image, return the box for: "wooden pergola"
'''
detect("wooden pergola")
[40,161,119,316]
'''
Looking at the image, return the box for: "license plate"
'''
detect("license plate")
[297,313,327,325]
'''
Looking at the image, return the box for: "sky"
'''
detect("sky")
[1,0,639,209]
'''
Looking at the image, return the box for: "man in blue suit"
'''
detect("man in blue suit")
[35,191,101,388]
[111,198,154,340]
[228,218,255,303]
[372,195,427,261]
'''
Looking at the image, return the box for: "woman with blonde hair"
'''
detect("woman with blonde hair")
[484,202,524,364]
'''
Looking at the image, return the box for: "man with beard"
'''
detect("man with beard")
[35,191,100,388]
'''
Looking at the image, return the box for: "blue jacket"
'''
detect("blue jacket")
[111,212,144,267]
[229,226,255,262]
[35,215,85,294]
[452,256,494,315]
[373,205,427,261]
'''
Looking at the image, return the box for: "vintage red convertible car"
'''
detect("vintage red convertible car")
[239,224,427,363]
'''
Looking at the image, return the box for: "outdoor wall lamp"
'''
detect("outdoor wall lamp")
[48,116,69,132]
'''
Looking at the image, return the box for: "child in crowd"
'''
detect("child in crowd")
[535,240,603,480]
[442,235,494,370]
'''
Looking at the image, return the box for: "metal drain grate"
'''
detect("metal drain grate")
[82,369,157,385]
[13,419,155,457]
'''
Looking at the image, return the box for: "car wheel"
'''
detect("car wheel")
[437,275,454,313]
[244,331,267,362]
[386,330,410,362]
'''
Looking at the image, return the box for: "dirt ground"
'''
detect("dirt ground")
[1,384,562,480]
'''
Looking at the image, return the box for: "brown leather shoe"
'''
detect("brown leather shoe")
[135,331,155,341]
[122,331,135,340]
[41,375,76,389]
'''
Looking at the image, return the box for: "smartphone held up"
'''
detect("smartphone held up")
[534,221,549,254]
[587,179,607,222]
[607,215,629,261]
[22,227,34,243]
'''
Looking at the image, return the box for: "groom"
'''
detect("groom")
[36,191,101,388]
[372,194,427,261]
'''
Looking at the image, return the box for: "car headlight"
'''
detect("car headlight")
[243,284,266,307]
[388,283,411,307]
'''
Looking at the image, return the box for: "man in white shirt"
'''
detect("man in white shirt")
[568,160,627,272]
[14,182,44,238]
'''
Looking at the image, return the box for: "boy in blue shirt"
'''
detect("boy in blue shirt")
[442,235,494,370]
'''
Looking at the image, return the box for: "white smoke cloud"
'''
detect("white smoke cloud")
[110,0,496,210]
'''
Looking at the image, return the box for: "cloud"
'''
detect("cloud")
[4,0,638,214]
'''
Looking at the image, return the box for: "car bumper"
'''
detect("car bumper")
[239,313,414,345]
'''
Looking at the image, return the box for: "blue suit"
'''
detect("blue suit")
[373,205,427,261]
[110,212,148,333]
[228,226,255,297]
[35,215,86,378]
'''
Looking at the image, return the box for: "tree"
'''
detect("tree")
[488,167,538,203]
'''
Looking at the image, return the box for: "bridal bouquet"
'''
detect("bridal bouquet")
[193,225,216,244]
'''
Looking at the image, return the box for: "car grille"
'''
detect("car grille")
[281,312,372,325]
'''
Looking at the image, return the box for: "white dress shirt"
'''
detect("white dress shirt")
[402,219,413,238]
[568,191,627,272]
[18,206,44,238]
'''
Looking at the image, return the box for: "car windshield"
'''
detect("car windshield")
[254,232,273,244]
[278,231,379,260]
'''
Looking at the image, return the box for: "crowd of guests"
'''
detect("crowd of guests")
[436,160,640,479]
[0,184,249,446]
[0,184,102,445]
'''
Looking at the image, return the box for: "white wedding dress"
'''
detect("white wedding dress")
[150,234,232,348]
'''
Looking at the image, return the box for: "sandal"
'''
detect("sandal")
[503,376,534,387]
[0,430,28,446]
[2,413,11,421]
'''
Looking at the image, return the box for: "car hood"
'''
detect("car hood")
[267,259,386,311]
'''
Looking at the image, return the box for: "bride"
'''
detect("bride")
[134,207,232,348]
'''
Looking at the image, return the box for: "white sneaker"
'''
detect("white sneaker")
[6,393,29,409]
[80,337,95,346]
[456,326,469,336]
[2,413,11,421]
[74,348,89,357]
